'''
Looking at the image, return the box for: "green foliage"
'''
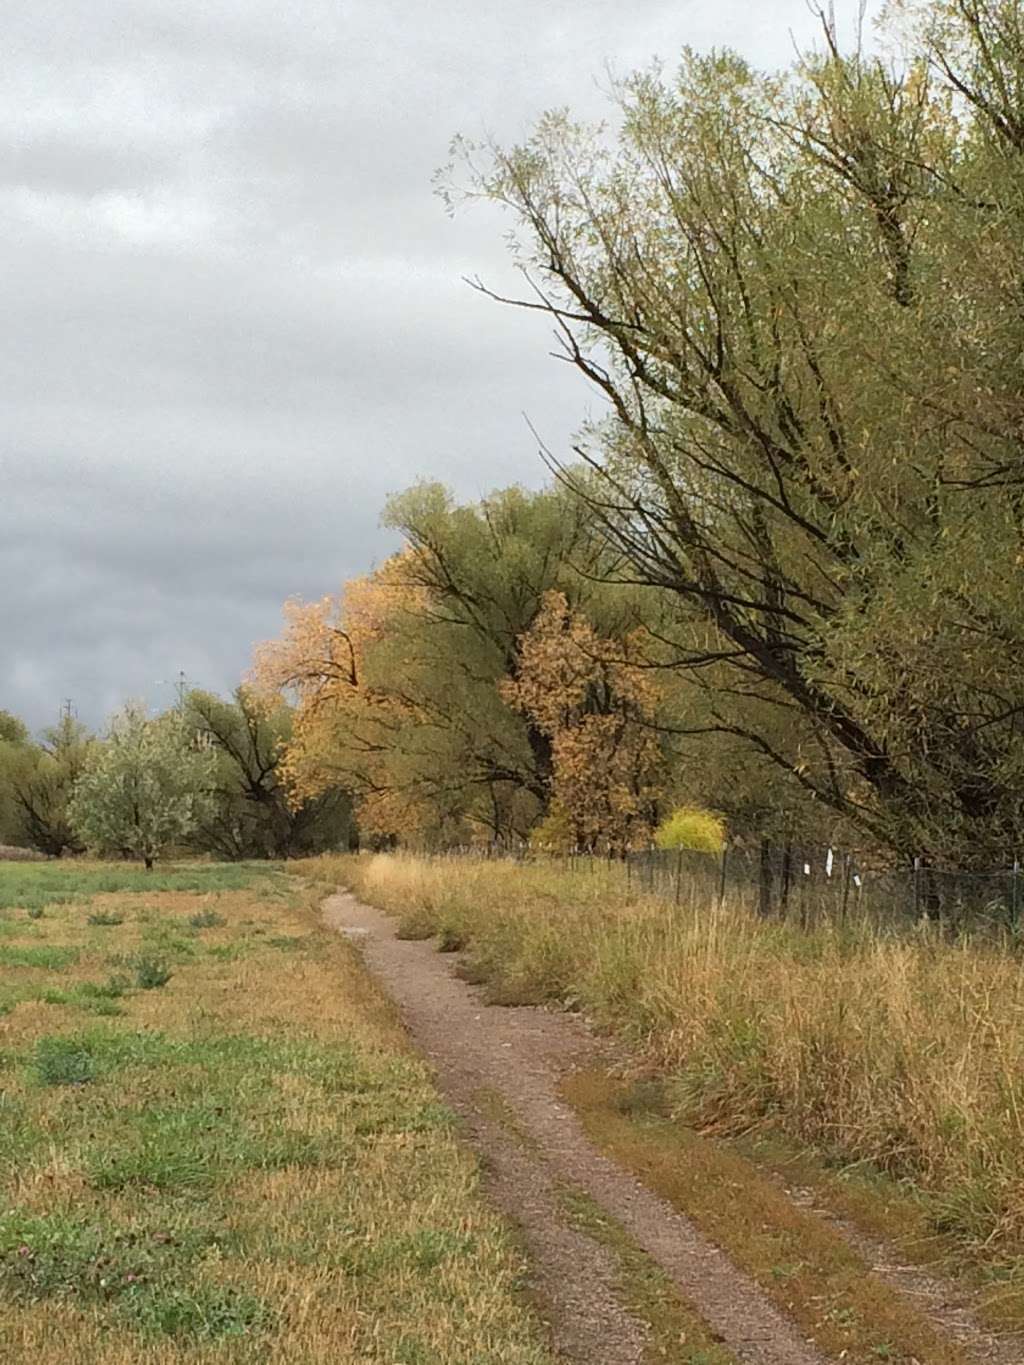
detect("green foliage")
[68,704,217,868]
[455,7,1024,865]
[0,944,78,970]
[184,686,352,860]
[655,808,726,854]
[32,1037,97,1086]
[0,860,262,913]
[0,715,94,854]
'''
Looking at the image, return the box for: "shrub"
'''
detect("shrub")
[654,807,725,853]
[26,906,44,921]
[87,911,124,927]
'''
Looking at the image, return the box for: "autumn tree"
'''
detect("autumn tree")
[68,704,215,868]
[254,485,612,845]
[503,592,665,852]
[450,1,1024,865]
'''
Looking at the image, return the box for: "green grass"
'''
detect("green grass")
[0,859,559,1365]
[0,860,271,913]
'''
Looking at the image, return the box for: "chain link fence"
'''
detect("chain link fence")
[424,841,1024,931]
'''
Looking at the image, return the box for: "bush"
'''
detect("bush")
[654,807,725,853]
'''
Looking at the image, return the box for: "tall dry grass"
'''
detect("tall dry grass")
[308,851,1024,1268]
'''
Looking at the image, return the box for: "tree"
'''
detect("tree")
[502,592,666,852]
[254,484,610,845]
[1,715,95,855]
[452,3,1024,865]
[68,704,215,868]
[183,687,353,859]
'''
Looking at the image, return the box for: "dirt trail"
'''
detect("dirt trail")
[325,891,828,1365]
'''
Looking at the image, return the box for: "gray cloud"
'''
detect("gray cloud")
[1,0,874,733]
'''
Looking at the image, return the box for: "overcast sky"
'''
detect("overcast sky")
[1,0,871,734]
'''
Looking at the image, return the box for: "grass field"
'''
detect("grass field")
[0,860,557,1364]
[308,851,1024,1324]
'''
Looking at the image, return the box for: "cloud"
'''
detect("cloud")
[1,0,876,733]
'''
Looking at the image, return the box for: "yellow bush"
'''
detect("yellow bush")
[654,806,725,853]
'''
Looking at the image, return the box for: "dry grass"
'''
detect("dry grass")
[305,851,1024,1308]
[0,861,557,1365]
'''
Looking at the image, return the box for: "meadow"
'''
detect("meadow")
[0,860,557,1364]
[310,851,1024,1321]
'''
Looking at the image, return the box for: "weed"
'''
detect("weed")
[131,954,172,989]
[188,908,225,929]
[32,1036,96,1086]
[88,910,124,926]
[26,905,44,920]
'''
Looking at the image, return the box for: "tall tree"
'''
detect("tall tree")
[452,4,1024,863]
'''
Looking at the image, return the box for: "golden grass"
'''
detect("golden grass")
[0,865,557,1365]
[306,852,1024,1311]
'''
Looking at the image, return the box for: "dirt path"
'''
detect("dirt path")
[325,891,829,1365]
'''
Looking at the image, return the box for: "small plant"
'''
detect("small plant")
[188,908,225,929]
[437,924,466,953]
[88,911,124,927]
[131,955,173,990]
[33,1037,96,1087]
[80,976,128,1000]
[26,906,44,921]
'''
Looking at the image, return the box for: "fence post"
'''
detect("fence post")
[717,843,728,909]
[913,855,921,919]
[1013,857,1020,930]
[841,854,851,926]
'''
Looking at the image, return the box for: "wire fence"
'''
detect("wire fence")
[422,841,1024,932]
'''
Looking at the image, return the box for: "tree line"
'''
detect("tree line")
[8,2,1024,869]
[257,1,1024,868]
[0,692,353,864]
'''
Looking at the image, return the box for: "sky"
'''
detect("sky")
[1,0,874,734]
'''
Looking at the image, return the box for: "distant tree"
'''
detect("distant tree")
[0,710,30,845]
[0,711,28,745]
[1,715,95,855]
[68,704,215,868]
[183,686,353,859]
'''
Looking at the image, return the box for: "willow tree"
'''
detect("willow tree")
[452,1,1024,864]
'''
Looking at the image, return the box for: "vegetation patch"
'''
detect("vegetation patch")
[0,860,558,1364]
[564,1071,975,1365]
